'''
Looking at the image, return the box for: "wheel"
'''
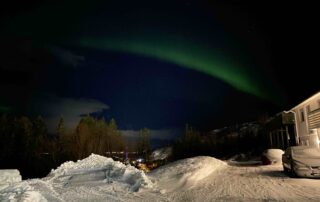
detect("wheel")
[283,165,289,175]
[290,162,297,178]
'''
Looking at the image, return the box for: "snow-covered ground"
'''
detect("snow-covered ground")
[0,170,22,185]
[1,154,320,202]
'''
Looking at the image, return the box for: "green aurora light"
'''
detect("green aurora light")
[79,36,281,104]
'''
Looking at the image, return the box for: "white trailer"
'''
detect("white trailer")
[289,92,320,147]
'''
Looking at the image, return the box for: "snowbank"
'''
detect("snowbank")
[150,147,172,161]
[2,154,320,201]
[0,181,47,202]
[47,154,153,191]
[149,156,227,192]
[262,149,284,165]
[0,170,47,201]
[0,170,22,185]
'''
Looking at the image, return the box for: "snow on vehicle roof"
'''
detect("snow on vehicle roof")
[292,147,320,157]
[291,145,316,150]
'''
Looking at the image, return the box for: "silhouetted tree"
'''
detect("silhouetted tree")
[71,116,125,159]
[137,128,151,160]
[172,124,202,159]
[57,116,66,137]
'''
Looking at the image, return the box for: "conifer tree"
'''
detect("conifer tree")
[138,128,151,160]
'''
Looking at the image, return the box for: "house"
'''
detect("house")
[265,112,295,150]
[289,92,320,147]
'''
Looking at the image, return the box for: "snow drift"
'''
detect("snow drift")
[149,156,227,192]
[0,170,22,185]
[0,169,45,202]
[46,154,152,191]
[2,154,320,201]
[0,181,47,202]
[262,149,284,165]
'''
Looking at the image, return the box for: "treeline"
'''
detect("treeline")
[172,123,267,160]
[172,125,203,159]
[0,114,126,178]
[67,116,124,159]
[136,128,151,160]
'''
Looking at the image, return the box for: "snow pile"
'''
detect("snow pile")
[47,154,153,191]
[0,170,22,185]
[262,149,284,164]
[0,181,47,202]
[150,147,172,161]
[0,170,47,201]
[149,156,227,192]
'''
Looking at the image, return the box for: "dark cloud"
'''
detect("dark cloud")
[30,94,109,132]
[50,46,85,68]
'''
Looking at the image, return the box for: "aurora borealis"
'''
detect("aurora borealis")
[0,0,317,141]
[80,36,273,101]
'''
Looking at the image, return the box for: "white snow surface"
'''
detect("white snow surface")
[291,147,320,167]
[263,149,284,164]
[46,153,153,191]
[2,154,320,201]
[149,156,227,192]
[0,181,47,202]
[292,147,320,157]
[0,170,22,185]
[0,169,45,202]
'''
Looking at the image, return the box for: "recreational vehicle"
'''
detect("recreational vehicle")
[289,92,320,147]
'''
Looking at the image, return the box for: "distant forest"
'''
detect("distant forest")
[0,114,150,179]
[172,122,269,161]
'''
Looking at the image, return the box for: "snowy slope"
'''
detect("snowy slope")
[149,156,227,192]
[1,154,320,201]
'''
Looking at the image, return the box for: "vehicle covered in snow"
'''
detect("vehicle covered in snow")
[282,146,320,178]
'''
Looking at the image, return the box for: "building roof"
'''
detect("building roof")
[291,91,320,111]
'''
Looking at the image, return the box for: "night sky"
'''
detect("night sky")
[0,1,318,140]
